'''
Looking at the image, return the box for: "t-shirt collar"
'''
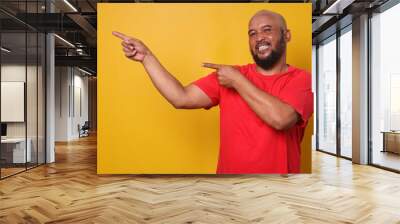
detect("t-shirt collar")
[250,63,294,78]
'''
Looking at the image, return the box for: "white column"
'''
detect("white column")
[352,14,369,164]
[45,1,56,163]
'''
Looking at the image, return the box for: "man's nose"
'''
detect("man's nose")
[255,33,266,42]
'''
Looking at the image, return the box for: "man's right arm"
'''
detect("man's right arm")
[113,31,213,109]
[141,53,214,109]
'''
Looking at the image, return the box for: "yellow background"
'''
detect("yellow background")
[98,3,312,174]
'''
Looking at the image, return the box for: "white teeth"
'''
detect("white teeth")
[258,45,269,51]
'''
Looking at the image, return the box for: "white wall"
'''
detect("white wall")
[55,66,70,141]
[55,67,89,141]
[72,73,89,138]
[1,82,25,122]
[1,64,26,81]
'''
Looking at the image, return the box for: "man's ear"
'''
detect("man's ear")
[285,29,291,42]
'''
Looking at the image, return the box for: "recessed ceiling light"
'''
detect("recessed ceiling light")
[54,34,75,48]
[1,47,11,53]
[63,0,78,12]
[77,67,93,76]
[323,0,355,15]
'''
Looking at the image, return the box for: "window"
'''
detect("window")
[370,2,400,171]
[339,27,352,158]
[317,35,337,154]
[312,45,317,151]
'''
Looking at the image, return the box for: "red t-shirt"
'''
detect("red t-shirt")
[193,64,313,174]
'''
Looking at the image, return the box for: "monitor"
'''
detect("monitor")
[1,123,7,137]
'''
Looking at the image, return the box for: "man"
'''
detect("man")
[112,10,313,174]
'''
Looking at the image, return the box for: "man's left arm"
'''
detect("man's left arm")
[203,63,311,131]
[233,76,299,131]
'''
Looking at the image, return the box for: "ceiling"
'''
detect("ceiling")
[0,0,393,75]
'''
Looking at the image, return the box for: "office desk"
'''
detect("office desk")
[1,138,31,163]
[381,131,400,154]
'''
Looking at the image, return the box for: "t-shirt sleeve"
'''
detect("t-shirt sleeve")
[192,72,221,108]
[279,71,314,127]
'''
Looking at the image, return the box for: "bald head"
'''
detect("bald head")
[249,10,287,32]
[247,10,291,71]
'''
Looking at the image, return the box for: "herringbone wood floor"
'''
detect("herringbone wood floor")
[1,134,400,224]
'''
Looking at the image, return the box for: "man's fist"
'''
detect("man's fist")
[112,31,151,62]
[203,63,243,88]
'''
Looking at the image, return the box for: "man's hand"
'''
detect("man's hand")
[111,31,213,109]
[203,63,243,89]
[112,31,151,63]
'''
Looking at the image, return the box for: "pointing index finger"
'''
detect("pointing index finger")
[112,31,130,41]
[202,62,223,70]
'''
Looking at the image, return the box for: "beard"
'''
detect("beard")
[251,34,286,70]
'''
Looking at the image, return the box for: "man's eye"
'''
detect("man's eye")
[249,32,256,36]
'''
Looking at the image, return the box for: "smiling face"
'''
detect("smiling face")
[248,11,290,70]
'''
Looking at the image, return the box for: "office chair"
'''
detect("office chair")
[79,121,90,138]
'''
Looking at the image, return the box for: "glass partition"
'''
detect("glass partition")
[27,30,38,169]
[38,32,45,165]
[1,30,28,177]
[0,1,46,179]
